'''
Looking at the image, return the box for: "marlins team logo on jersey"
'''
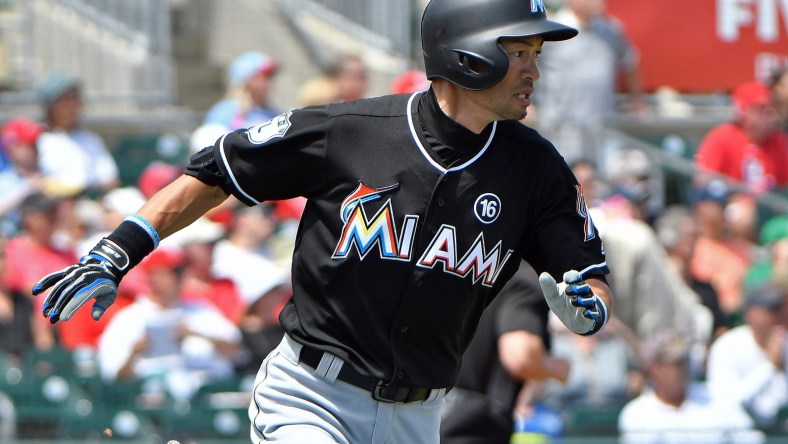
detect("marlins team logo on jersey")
[247,111,293,145]
[333,181,514,287]
[575,185,596,242]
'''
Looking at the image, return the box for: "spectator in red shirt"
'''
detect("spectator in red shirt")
[4,193,75,350]
[694,81,788,194]
[176,219,246,324]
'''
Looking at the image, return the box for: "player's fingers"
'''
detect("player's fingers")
[571,295,597,309]
[562,270,583,284]
[91,282,118,321]
[538,272,560,303]
[580,299,609,336]
[41,267,83,314]
[582,308,602,323]
[47,271,92,321]
[58,275,114,322]
[566,283,591,296]
[33,265,77,296]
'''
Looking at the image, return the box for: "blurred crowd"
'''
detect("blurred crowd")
[0,0,787,441]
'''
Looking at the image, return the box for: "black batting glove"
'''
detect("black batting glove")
[33,238,130,324]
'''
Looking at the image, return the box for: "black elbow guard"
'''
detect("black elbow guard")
[184,145,235,196]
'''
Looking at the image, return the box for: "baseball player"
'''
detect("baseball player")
[32,0,612,442]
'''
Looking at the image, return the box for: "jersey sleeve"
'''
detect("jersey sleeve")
[523,154,609,282]
[212,106,331,206]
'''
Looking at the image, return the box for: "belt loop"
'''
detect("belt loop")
[315,353,344,383]
[282,333,303,363]
[426,388,444,403]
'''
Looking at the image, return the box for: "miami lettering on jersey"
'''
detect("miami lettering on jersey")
[332,182,514,287]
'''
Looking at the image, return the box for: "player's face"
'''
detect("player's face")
[468,37,542,123]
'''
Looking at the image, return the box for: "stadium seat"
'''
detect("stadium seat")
[561,402,625,437]
[158,375,251,442]
[59,403,157,440]
[0,366,90,439]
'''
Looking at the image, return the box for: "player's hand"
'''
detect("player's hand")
[538,270,608,336]
[32,239,129,324]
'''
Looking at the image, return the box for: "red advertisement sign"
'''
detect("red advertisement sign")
[607,0,788,93]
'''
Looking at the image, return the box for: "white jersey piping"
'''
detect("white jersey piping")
[406,92,497,174]
[218,132,262,205]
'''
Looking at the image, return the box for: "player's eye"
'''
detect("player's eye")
[509,50,524,58]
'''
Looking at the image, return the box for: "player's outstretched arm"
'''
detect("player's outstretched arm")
[33,176,229,323]
[538,271,612,336]
[136,175,229,239]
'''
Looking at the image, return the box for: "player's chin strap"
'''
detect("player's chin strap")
[538,270,608,336]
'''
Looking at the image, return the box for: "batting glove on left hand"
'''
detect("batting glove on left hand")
[539,270,608,336]
[32,239,128,324]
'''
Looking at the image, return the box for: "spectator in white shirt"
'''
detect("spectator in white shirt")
[36,72,119,196]
[211,204,289,305]
[619,329,764,444]
[706,284,787,429]
[97,248,241,399]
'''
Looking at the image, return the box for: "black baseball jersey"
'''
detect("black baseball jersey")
[190,90,608,388]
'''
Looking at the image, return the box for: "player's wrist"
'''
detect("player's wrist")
[97,216,160,278]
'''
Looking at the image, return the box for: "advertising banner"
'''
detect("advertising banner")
[607,0,788,93]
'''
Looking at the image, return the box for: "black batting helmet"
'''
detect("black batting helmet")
[421,0,578,90]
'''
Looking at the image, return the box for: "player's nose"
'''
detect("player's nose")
[525,59,540,82]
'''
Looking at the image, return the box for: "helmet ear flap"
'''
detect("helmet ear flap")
[442,43,509,90]
[452,49,496,77]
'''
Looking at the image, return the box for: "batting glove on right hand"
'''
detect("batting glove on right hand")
[539,270,609,336]
[32,238,129,324]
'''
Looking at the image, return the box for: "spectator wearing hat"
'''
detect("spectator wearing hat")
[706,285,787,429]
[619,330,764,443]
[689,192,754,319]
[203,51,281,131]
[36,72,120,196]
[0,117,45,235]
[3,193,76,351]
[694,81,788,194]
[97,248,242,399]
